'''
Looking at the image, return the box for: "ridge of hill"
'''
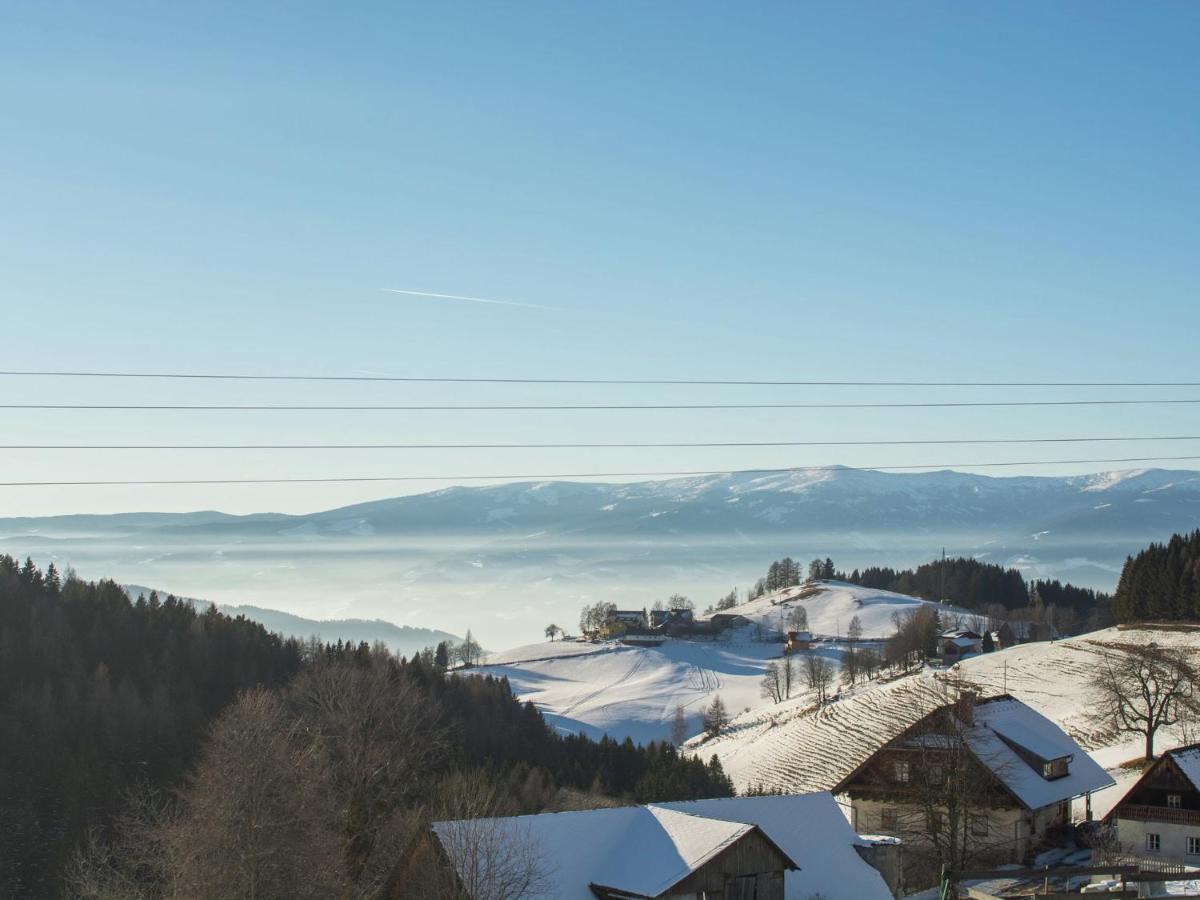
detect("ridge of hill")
[685,624,1200,819]
[122,585,459,657]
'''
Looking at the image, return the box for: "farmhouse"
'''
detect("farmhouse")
[709,612,752,630]
[1105,743,1200,864]
[432,792,895,900]
[938,629,983,659]
[609,609,648,629]
[834,694,1113,864]
[992,619,1058,649]
[786,630,812,652]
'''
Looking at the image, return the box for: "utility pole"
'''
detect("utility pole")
[940,547,946,603]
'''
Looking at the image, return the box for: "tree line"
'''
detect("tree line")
[1112,529,1200,622]
[0,555,732,899]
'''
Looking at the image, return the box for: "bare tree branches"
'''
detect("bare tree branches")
[1098,643,1198,760]
[427,771,553,900]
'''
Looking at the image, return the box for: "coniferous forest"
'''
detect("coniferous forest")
[1112,529,1200,622]
[0,556,731,899]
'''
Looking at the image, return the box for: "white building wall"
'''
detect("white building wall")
[1115,816,1200,862]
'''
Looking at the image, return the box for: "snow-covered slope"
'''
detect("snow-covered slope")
[479,582,974,744]
[479,637,794,745]
[687,625,1200,818]
[716,580,975,639]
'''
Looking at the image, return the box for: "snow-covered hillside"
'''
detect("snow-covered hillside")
[686,625,1200,819]
[479,637,807,745]
[477,581,971,744]
[715,579,974,639]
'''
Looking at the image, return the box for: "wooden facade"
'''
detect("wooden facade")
[590,827,794,900]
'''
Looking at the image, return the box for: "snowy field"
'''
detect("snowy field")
[685,625,1200,814]
[719,580,976,639]
[477,582,976,745]
[478,636,837,745]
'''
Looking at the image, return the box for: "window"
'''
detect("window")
[1187,836,1200,856]
[894,760,911,783]
[1167,794,1182,809]
[1146,833,1161,852]
[880,808,898,832]
[971,815,989,837]
[1041,758,1069,780]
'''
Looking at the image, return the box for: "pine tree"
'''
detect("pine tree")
[703,695,729,737]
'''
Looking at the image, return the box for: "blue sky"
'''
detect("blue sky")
[2,1,1198,515]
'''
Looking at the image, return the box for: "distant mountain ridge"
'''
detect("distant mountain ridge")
[121,584,459,657]
[5,466,1198,647]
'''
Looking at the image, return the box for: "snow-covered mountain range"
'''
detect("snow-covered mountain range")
[2,466,1197,647]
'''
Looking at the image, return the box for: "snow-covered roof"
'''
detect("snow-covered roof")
[433,792,893,900]
[1166,745,1200,792]
[968,698,1114,810]
[944,636,979,649]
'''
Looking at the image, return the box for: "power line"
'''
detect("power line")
[5,399,1200,411]
[4,435,1200,450]
[1,369,1198,387]
[3,455,1200,486]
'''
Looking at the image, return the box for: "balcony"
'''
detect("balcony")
[1116,804,1200,826]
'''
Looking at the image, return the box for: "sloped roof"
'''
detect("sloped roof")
[1167,744,1200,792]
[433,792,892,900]
[968,698,1114,810]
[655,794,893,900]
[945,636,979,649]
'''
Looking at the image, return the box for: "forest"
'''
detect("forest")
[1112,529,1200,622]
[0,556,731,899]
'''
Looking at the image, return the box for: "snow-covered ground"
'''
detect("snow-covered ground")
[685,626,1200,812]
[479,635,818,745]
[717,580,976,640]
[477,582,975,745]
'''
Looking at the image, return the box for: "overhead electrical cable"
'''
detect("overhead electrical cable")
[5,399,1200,411]
[4,435,1200,450]
[1,369,1198,387]
[4,455,1200,486]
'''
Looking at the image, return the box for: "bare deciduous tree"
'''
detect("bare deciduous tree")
[670,704,688,746]
[1098,643,1198,760]
[760,661,784,704]
[801,649,835,704]
[424,771,553,900]
[165,688,346,900]
[786,605,809,631]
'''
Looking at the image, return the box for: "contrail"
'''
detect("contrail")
[380,287,558,310]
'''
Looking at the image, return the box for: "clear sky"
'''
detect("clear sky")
[2,1,1198,516]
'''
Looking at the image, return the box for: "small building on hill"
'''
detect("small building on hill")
[1105,743,1200,864]
[993,619,1058,649]
[786,630,812,652]
[709,612,752,630]
[432,792,896,900]
[833,694,1114,869]
[938,629,983,659]
[609,609,648,630]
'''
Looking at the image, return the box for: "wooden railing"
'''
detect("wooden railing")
[1115,803,1200,826]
